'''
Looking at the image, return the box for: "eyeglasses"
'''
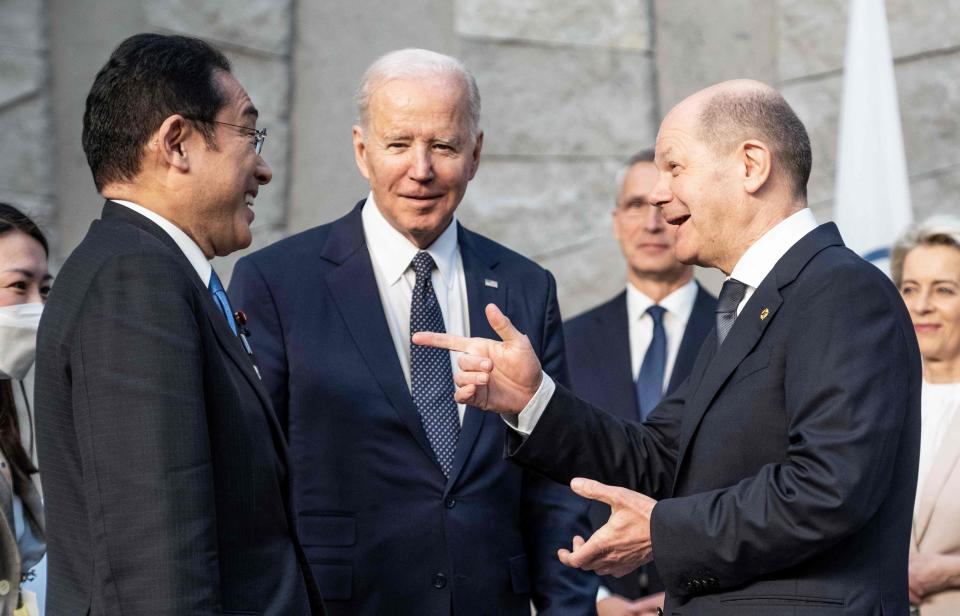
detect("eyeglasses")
[212,120,267,155]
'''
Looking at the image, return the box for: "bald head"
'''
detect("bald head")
[676,80,812,201]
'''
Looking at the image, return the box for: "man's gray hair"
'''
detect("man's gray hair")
[891,213,960,286]
[614,148,656,200]
[354,48,481,136]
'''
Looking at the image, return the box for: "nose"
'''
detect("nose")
[910,289,934,315]
[644,204,665,232]
[26,287,43,304]
[256,157,273,185]
[649,170,673,209]
[408,144,435,182]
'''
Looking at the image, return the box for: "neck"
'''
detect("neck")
[103,186,215,259]
[923,357,960,384]
[717,202,806,275]
[628,270,693,303]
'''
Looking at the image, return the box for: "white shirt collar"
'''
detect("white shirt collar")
[729,208,818,289]
[361,192,459,289]
[626,277,699,324]
[111,199,213,285]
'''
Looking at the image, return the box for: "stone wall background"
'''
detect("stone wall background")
[1,0,956,318]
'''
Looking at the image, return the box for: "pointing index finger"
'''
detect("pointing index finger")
[412,330,473,353]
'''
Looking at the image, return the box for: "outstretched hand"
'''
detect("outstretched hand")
[558,478,657,577]
[411,303,542,414]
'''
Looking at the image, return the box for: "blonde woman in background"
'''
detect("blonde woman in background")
[893,214,960,615]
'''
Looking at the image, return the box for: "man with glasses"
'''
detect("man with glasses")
[564,150,715,616]
[34,33,324,615]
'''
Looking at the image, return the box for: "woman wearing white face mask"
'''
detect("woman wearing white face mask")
[0,203,49,616]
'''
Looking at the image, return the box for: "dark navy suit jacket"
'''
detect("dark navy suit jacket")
[230,201,597,616]
[509,224,921,615]
[564,284,716,600]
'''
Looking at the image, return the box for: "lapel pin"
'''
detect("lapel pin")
[484,278,499,288]
[760,308,770,321]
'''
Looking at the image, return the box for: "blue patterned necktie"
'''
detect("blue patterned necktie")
[635,305,667,421]
[208,270,238,336]
[716,278,748,347]
[409,251,460,476]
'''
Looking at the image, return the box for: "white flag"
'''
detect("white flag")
[833,0,912,275]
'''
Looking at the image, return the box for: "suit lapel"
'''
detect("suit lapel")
[592,294,638,419]
[446,226,505,490]
[673,224,844,483]
[913,407,960,544]
[100,203,287,464]
[322,203,440,471]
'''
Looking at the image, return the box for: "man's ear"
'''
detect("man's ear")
[466,130,483,180]
[352,125,371,181]
[154,115,192,173]
[741,140,772,194]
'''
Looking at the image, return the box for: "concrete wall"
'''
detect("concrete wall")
[4,0,958,319]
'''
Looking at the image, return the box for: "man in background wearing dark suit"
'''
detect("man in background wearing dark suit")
[415,79,921,615]
[565,149,715,616]
[230,49,596,616]
[34,34,324,615]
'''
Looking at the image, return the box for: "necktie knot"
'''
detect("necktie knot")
[411,251,436,280]
[717,278,748,314]
[208,270,238,335]
[646,304,666,324]
[208,269,226,295]
[715,278,747,346]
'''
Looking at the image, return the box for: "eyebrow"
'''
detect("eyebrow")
[902,278,959,285]
[655,147,674,163]
[2,268,52,280]
[243,104,259,120]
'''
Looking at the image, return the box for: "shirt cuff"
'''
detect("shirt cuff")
[596,584,611,603]
[501,371,555,436]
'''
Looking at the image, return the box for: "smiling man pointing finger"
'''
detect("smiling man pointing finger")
[414,79,921,616]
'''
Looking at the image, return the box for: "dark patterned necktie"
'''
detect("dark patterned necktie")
[716,278,748,346]
[409,251,460,476]
[635,305,667,421]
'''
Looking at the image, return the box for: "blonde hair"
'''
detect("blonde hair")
[891,214,960,286]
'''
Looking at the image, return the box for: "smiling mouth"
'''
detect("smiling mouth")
[666,213,690,226]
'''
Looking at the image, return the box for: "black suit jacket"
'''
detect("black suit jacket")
[564,284,716,599]
[35,202,324,616]
[510,223,921,615]
[229,201,597,616]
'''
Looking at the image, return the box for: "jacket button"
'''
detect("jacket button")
[444,496,456,509]
[0,580,9,595]
[432,572,447,589]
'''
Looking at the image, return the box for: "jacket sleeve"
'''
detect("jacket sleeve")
[521,270,600,614]
[73,252,221,614]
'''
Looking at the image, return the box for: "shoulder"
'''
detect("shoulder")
[458,226,553,285]
[564,293,625,340]
[795,245,900,305]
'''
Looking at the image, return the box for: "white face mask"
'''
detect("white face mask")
[0,303,43,380]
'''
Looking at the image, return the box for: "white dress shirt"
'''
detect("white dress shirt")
[362,194,470,424]
[627,279,699,392]
[111,200,213,285]
[512,208,819,435]
[915,381,960,516]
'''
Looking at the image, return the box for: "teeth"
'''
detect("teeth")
[245,195,255,206]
